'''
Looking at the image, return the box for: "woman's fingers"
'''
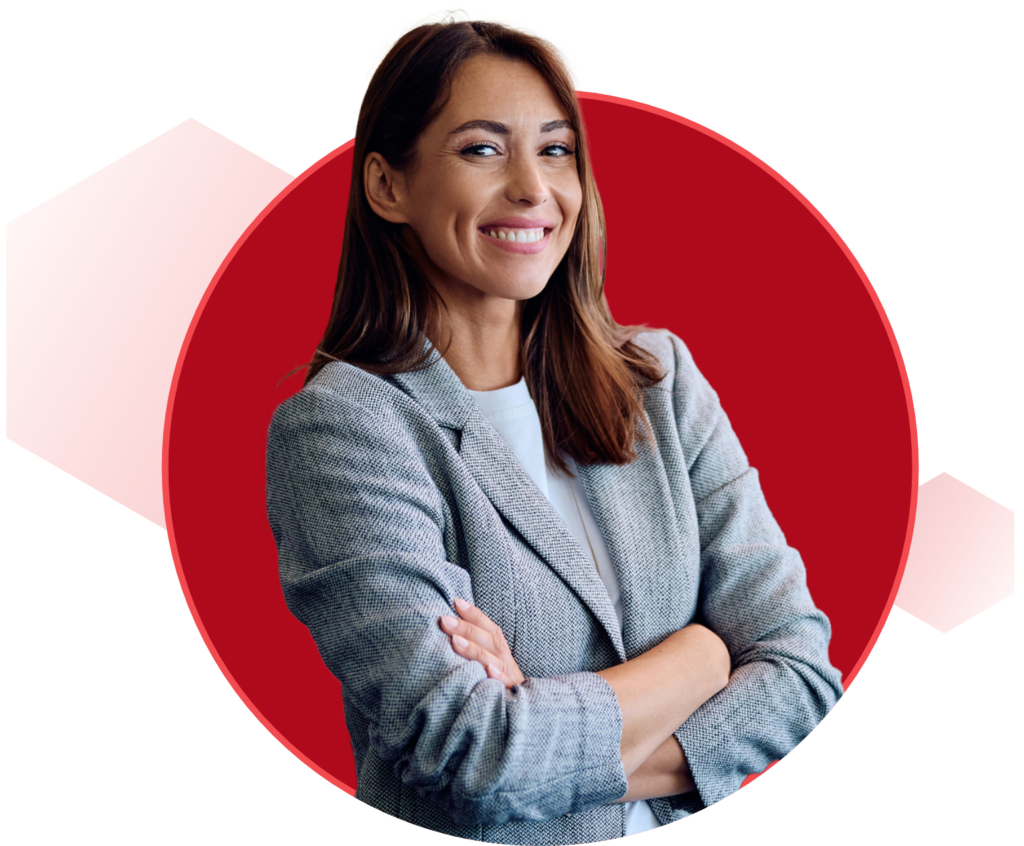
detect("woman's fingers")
[439,614,506,680]
[438,612,477,642]
[454,597,499,634]
[454,599,514,654]
[453,597,512,651]
[440,600,525,688]
[439,613,496,654]
[449,633,517,688]
[450,599,525,687]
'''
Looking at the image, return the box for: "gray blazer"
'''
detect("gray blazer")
[265,329,843,843]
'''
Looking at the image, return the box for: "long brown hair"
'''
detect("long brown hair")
[307,20,666,472]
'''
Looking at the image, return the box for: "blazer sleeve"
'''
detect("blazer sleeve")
[663,333,845,809]
[266,385,629,827]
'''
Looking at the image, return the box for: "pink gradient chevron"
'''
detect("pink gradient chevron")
[896,473,1014,632]
[7,119,292,526]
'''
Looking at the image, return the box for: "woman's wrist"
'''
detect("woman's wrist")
[613,734,696,802]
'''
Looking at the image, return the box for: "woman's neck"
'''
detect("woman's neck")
[429,295,523,392]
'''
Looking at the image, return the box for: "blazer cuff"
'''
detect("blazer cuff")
[544,671,629,808]
[672,698,748,807]
[581,672,628,777]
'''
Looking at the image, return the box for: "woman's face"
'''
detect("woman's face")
[384,55,583,307]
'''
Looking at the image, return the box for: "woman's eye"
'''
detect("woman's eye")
[462,143,500,157]
[543,144,574,158]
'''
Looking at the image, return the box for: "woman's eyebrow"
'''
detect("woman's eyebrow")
[447,118,574,136]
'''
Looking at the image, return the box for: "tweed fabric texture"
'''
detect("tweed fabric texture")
[265,330,844,842]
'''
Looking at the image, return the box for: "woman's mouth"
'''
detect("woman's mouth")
[477,225,553,254]
[480,227,546,243]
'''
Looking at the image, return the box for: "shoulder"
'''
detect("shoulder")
[267,361,439,472]
[271,361,428,437]
[266,363,451,518]
[630,328,714,400]
[632,327,739,435]
[632,329,749,491]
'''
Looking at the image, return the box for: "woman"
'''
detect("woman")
[265,19,843,842]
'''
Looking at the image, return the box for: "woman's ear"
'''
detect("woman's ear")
[364,152,410,224]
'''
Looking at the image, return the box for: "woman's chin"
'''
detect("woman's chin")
[472,266,556,301]
[493,278,553,302]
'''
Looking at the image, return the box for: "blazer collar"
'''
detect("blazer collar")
[390,339,627,661]
[388,340,476,431]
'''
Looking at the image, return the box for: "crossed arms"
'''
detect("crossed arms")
[440,597,731,802]
[266,334,844,826]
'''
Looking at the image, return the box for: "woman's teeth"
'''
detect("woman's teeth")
[483,228,545,243]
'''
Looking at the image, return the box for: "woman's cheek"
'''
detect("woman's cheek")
[556,184,583,232]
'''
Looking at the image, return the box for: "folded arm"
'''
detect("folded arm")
[663,334,845,810]
[444,598,729,801]
[266,387,630,827]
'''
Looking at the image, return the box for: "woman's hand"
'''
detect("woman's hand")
[440,598,526,689]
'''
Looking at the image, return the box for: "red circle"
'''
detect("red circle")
[164,94,918,794]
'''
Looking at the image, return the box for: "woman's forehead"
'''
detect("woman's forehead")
[438,55,571,133]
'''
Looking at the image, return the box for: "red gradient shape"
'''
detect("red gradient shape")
[895,473,1013,632]
[164,95,918,796]
[8,118,292,527]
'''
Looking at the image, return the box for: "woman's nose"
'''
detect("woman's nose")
[505,155,550,206]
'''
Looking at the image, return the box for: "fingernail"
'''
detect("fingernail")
[440,615,458,630]
[454,598,470,611]
[453,635,469,648]
[487,664,501,677]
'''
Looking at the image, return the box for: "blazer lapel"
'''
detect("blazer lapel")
[390,344,626,661]
[458,421,626,661]
[576,433,700,659]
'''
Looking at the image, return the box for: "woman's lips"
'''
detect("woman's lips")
[478,227,550,254]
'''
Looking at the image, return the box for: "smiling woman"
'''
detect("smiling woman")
[265,19,843,843]
[358,54,585,393]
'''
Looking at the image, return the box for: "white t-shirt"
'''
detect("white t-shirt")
[467,377,662,837]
